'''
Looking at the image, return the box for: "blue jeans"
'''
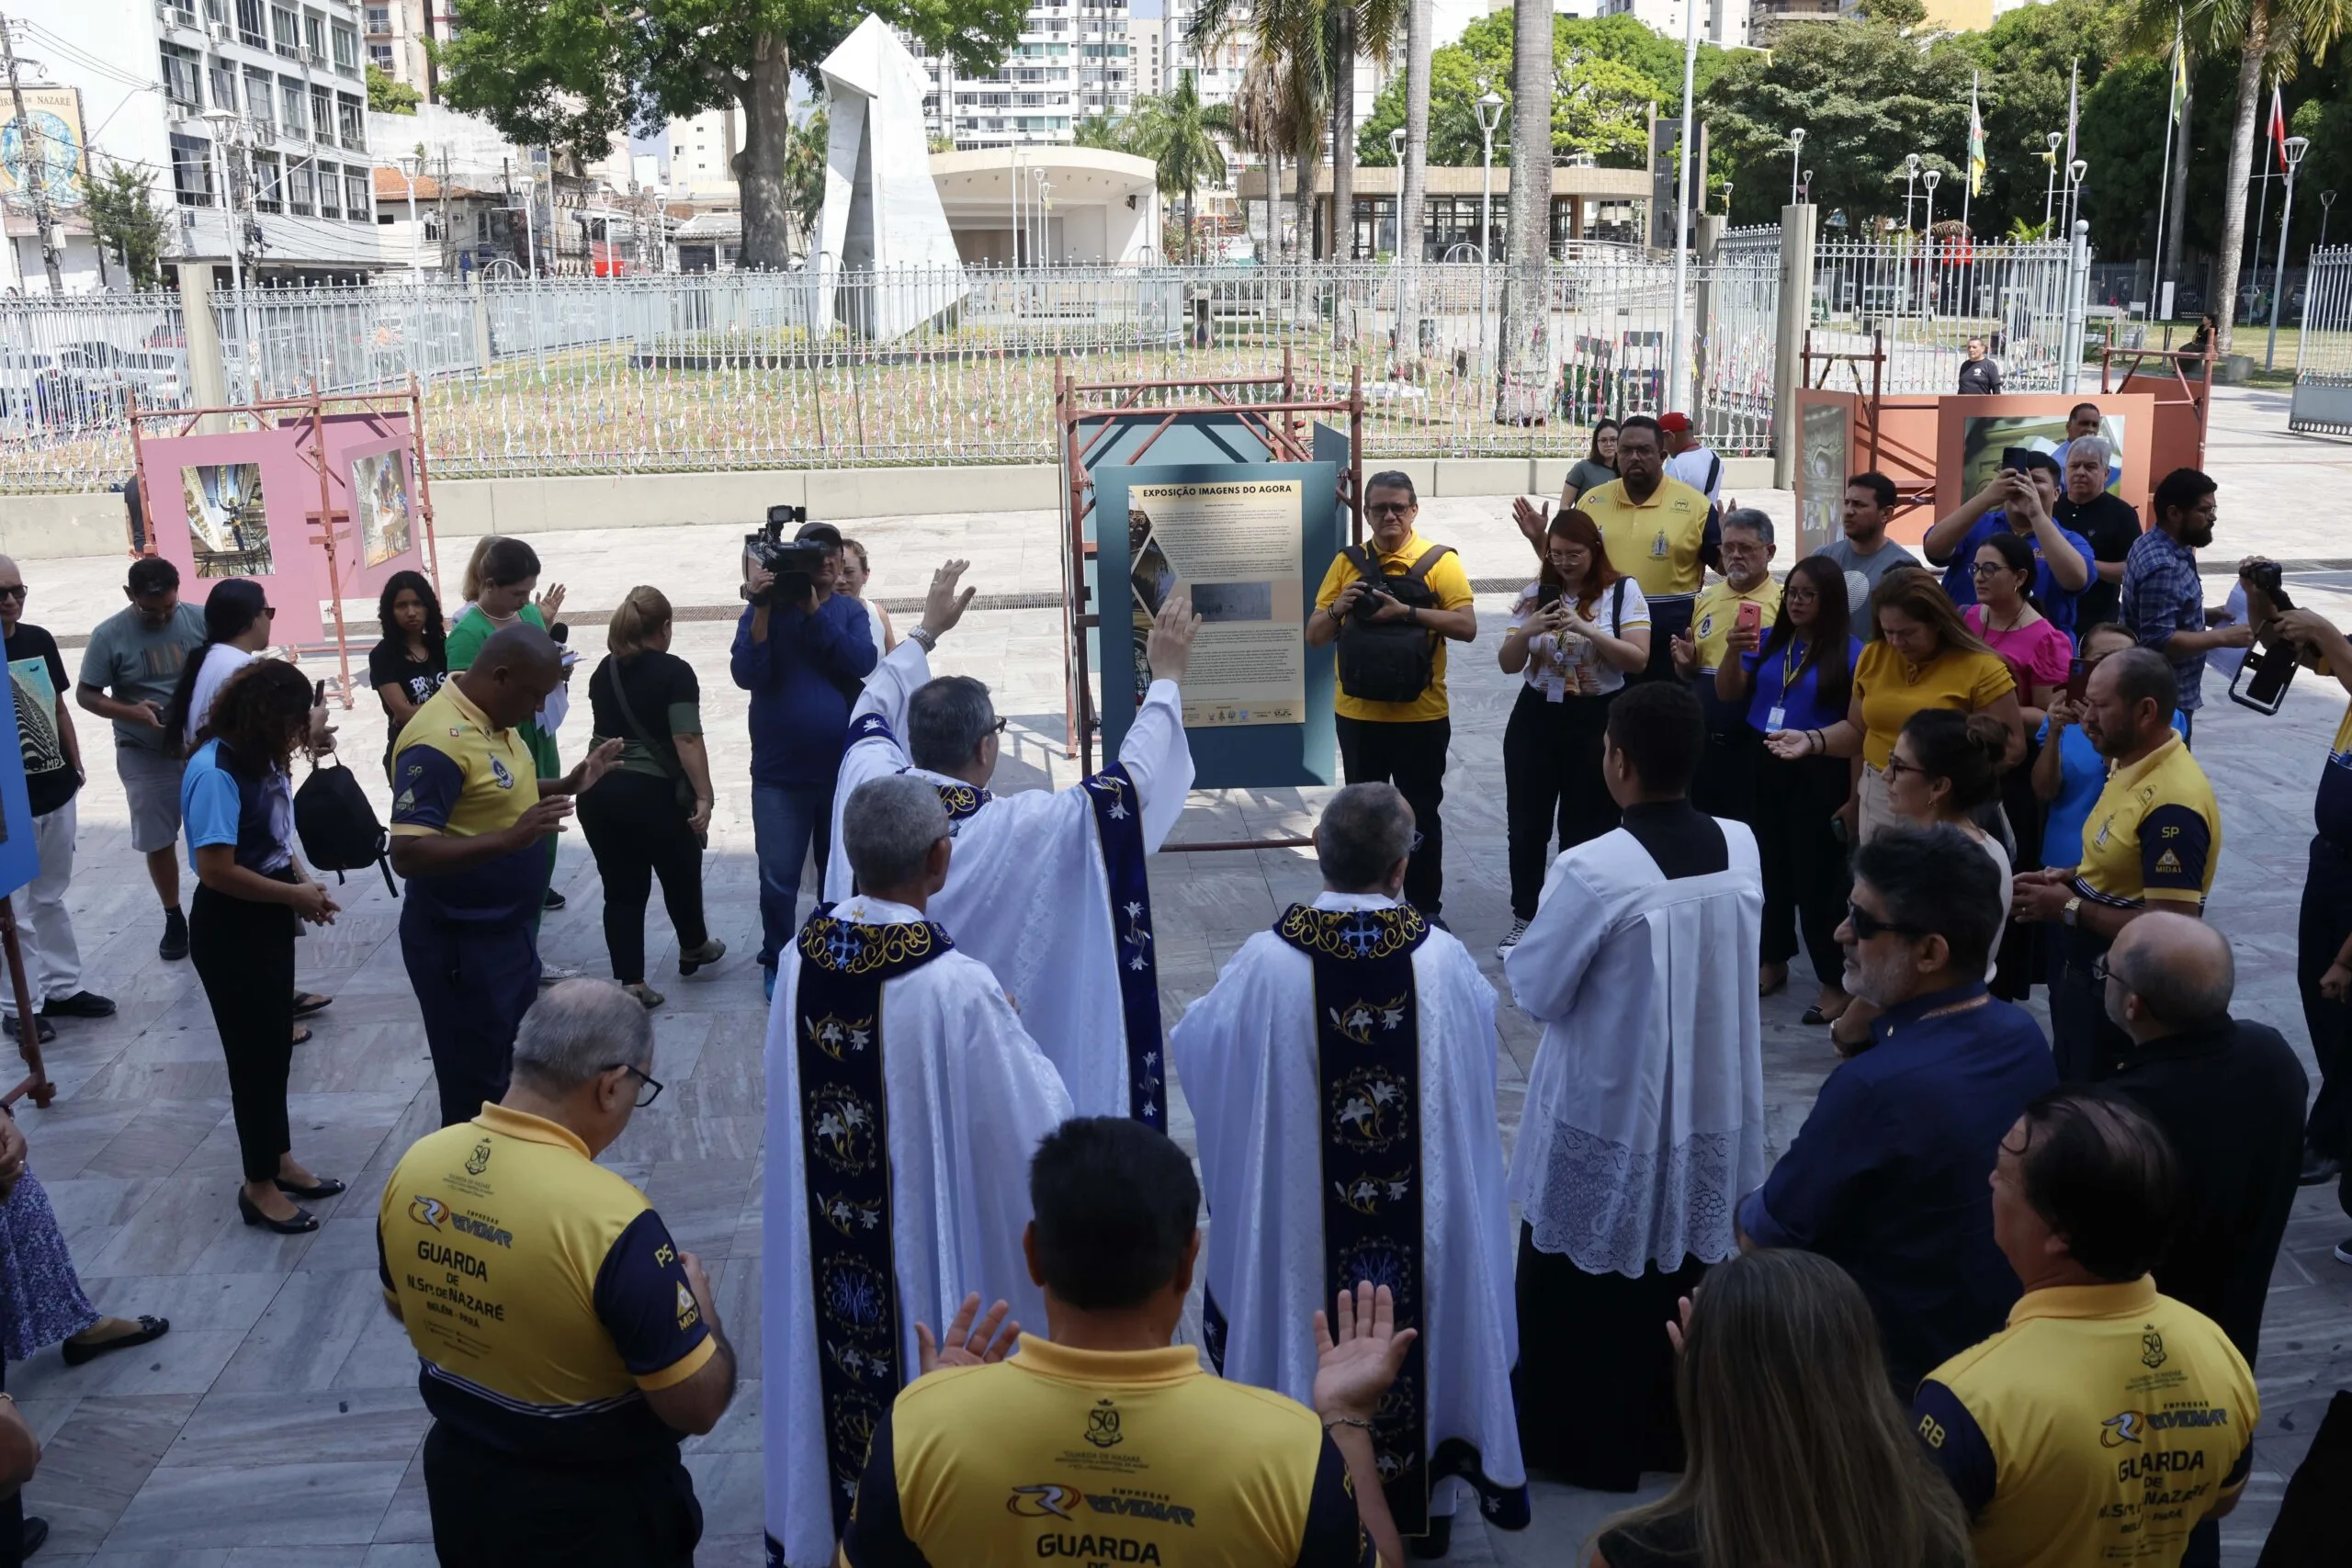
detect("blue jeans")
[753,782,834,969]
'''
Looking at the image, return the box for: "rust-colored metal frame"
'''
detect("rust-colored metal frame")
[2099,344,2215,470]
[125,377,441,710]
[1054,353,1364,852]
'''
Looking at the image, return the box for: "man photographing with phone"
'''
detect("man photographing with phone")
[1922,451,2096,634]
[730,512,877,998]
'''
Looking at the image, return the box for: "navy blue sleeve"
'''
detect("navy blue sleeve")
[589,1208,712,1381]
[1913,1379,1997,1517]
[838,1404,932,1567]
[2138,803,2212,897]
[1699,507,1722,573]
[389,745,466,833]
[728,604,773,692]
[1739,1064,1883,1251]
[1296,1434,1378,1568]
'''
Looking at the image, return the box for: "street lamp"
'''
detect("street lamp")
[1474,78,1506,369]
[1802,169,1814,205]
[2323,188,2340,253]
[1921,167,1941,314]
[199,107,253,400]
[399,153,424,284]
[1388,127,1407,257]
[2267,133,2311,368]
[1905,152,1920,234]
[2064,158,2087,240]
[1788,127,1806,208]
[2043,131,2064,230]
[1723,181,1734,216]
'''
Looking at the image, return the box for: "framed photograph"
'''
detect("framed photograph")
[352,446,414,567]
[179,463,274,578]
[1932,393,2156,520]
[1795,394,1855,558]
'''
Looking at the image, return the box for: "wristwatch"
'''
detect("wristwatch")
[905,625,937,652]
[2062,896,2083,929]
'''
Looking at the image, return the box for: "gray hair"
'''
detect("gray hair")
[1316,783,1415,892]
[1722,507,1774,547]
[1363,469,1418,504]
[843,774,952,891]
[512,979,653,1092]
[2067,434,2112,470]
[907,675,996,773]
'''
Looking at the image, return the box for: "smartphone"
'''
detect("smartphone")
[2000,446,2034,474]
[2064,658,2089,706]
[2233,648,2297,714]
[1734,600,1764,637]
[311,678,327,706]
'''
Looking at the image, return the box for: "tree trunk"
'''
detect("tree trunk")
[1268,142,1283,262]
[737,36,795,270]
[1498,0,1552,423]
[1330,16,1355,264]
[2162,83,2191,302]
[1294,130,1316,262]
[2211,0,2271,355]
[1397,0,1431,368]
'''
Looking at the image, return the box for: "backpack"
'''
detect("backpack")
[1335,544,1455,705]
[295,752,397,897]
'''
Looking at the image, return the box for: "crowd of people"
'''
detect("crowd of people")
[0,396,2337,1568]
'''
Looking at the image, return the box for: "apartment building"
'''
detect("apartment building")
[907,0,1136,147]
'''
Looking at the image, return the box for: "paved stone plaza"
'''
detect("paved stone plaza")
[1,386,2346,1563]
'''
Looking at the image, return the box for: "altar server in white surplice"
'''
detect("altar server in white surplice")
[763,774,1072,1568]
[1170,782,1528,1555]
[1503,682,1766,1496]
[825,559,1197,1125]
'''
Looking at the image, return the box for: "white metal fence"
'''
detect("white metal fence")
[0,238,2103,492]
[2292,245,2352,436]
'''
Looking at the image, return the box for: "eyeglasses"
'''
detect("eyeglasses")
[262,604,277,618]
[1881,755,1919,780]
[1968,561,2007,578]
[1408,830,1425,853]
[989,716,1008,735]
[0,586,26,602]
[1366,502,1414,518]
[605,1062,664,1109]
[2090,953,2124,987]
[1845,900,1929,942]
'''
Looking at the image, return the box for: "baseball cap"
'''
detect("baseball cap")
[1657,412,1692,434]
[795,520,845,550]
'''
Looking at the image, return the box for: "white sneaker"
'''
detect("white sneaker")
[537,961,584,986]
[1497,918,1530,958]
[2334,1236,2352,1267]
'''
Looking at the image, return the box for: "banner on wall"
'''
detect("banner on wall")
[1126,479,1307,729]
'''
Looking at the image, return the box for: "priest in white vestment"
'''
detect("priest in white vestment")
[763,774,1073,1567]
[1170,783,1527,1553]
[1502,682,1766,1494]
[824,559,1197,1123]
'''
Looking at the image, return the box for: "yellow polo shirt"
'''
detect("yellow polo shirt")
[1314,532,1476,723]
[1850,641,2016,771]
[1688,578,1784,673]
[377,1103,715,1461]
[1576,475,1714,601]
[1914,1278,2256,1568]
[390,679,548,925]
[2072,732,2221,909]
[838,1336,1377,1567]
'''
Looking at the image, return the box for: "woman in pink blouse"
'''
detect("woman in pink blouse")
[1963,528,2073,999]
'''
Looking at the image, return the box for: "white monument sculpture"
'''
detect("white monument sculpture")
[817,16,969,340]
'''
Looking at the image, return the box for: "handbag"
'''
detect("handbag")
[602,658,698,817]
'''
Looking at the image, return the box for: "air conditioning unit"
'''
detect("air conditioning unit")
[299,45,316,65]
[206,19,227,39]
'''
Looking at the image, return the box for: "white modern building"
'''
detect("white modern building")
[1129,15,1162,96]
[931,145,1160,264]
[18,0,384,285]
[1594,0,1749,46]
[907,0,1137,147]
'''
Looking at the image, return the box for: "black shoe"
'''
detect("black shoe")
[60,1314,170,1367]
[274,1174,346,1201]
[1425,912,1450,931]
[2301,1146,2344,1187]
[236,1190,318,1234]
[40,990,116,1019]
[543,886,566,911]
[159,906,189,961]
[21,1516,44,1558]
[2,1015,54,1044]
[1409,1514,1453,1560]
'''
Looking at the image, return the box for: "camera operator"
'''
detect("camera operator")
[730,515,877,998]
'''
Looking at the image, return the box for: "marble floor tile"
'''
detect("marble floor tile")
[20,1393,200,1553]
[209,1271,397,1395]
[103,1461,407,1550]
[160,1389,429,1468]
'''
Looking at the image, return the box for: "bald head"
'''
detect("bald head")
[458,622,565,729]
[2108,912,2234,1038]
[0,556,21,631]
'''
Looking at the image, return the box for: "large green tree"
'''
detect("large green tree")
[436,0,1028,269]
[1964,0,2126,240]
[87,161,166,289]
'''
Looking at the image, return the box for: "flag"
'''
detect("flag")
[2168,17,2188,125]
[2269,83,2289,170]
[1967,79,1985,197]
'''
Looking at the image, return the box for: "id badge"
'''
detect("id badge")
[1767,705,1787,731]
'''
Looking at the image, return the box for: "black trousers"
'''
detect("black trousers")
[422,1421,701,1568]
[1634,595,1695,684]
[1690,721,1760,825]
[1989,741,2047,1002]
[1755,751,1853,990]
[2300,836,2352,1175]
[580,771,710,986]
[1336,715,1451,915]
[189,882,298,1183]
[402,903,540,1127]
[2049,924,2130,1084]
[1501,686,1618,919]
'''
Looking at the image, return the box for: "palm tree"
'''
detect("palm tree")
[1500,0,1552,421]
[1396,0,1433,361]
[1204,57,1288,260]
[1133,72,1229,262]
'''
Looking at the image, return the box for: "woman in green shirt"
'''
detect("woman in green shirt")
[444,536,568,908]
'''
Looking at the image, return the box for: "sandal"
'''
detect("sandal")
[289,1025,312,1046]
[291,992,334,1018]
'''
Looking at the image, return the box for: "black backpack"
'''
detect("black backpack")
[1335,544,1455,705]
[295,753,397,897]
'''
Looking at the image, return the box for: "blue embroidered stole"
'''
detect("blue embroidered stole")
[792,904,953,1535]
[1083,762,1165,1126]
[1272,902,1531,1538]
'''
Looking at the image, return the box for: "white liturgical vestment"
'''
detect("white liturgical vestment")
[825,637,1193,1121]
[761,894,1072,1568]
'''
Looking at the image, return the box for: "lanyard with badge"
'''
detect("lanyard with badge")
[1766,637,1804,732]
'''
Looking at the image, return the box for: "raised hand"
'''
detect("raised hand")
[508,795,575,846]
[1311,1280,1417,1425]
[1147,593,1203,682]
[535,582,567,623]
[1511,495,1549,551]
[571,737,627,795]
[915,1292,1020,1377]
[922,559,977,641]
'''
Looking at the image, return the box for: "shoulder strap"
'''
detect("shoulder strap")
[1704,452,1721,492]
[604,658,688,787]
[1403,544,1455,585]
[1342,544,1377,579]
[1611,575,1629,630]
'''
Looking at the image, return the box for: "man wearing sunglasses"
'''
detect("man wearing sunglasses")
[379,977,735,1567]
[1736,824,2055,1394]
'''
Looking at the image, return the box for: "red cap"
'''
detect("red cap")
[1657,412,1692,434]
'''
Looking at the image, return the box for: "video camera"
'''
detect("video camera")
[744,504,838,609]
[2231,559,2300,716]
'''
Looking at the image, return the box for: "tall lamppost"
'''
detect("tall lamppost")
[1474,79,1506,368]
[2042,131,2063,230]
[1905,152,1921,233]
[1723,181,1734,216]
[2321,188,2339,252]
[1788,127,1805,207]
[1921,167,1941,316]
[1387,127,1406,254]
[2064,158,2086,241]
[399,154,424,283]
[2267,133,2310,368]
[1802,168,1814,204]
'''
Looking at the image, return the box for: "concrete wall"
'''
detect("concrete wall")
[10,457,1776,563]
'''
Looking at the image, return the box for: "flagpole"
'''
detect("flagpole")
[2250,83,2281,313]
[2153,15,2179,315]
[1962,73,1975,237]
[2063,60,2080,234]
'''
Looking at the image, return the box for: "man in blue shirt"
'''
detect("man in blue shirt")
[1920,453,2095,633]
[2120,468,2252,743]
[730,520,877,997]
[1737,824,2057,1393]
